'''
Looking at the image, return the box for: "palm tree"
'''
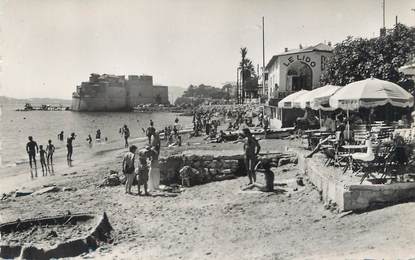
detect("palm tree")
[240,47,247,103]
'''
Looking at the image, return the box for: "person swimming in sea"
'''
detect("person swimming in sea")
[96,129,101,140]
[58,131,64,141]
[86,134,93,145]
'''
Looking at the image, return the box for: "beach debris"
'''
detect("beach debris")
[1,193,12,201]
[33,186,60,195]
[62,171,78,176]
[0,212,113,259]
[158,184,185,193]
[15,190,33,197]
[62,187,77,192]
[296,177,304,186]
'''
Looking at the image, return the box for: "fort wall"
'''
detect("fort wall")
[71,74,169,111]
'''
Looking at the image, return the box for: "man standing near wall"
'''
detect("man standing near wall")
[242,128,261,184]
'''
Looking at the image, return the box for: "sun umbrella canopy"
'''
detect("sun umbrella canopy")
[294,85,341,110]
[329,78,414,110]
[277,90,309,109]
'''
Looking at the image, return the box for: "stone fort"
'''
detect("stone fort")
[71,73,169,111]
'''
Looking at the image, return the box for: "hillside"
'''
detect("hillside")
[168,86,186,103]
[0,96,71,105]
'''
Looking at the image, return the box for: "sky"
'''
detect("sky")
[0,0,414,99]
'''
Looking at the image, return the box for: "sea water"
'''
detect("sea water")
[0,103,192,169]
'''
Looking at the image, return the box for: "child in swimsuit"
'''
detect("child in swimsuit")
[39,145,47,176]
[46,139,55,165]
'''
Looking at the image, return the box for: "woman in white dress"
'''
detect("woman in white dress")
[148,131,161,191]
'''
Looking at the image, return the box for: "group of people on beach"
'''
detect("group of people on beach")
[190,105,276,192]
[26,130,77,177]
[26,136,55,177]
[122,120,162,195]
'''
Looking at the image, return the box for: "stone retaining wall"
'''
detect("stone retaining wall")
[296,147,415,212]
[159,152,297,186]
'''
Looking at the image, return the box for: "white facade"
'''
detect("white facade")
[265,43,333,103]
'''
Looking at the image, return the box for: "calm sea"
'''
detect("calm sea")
[0,103,192,168]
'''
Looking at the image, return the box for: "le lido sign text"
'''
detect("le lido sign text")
[283,55,317,68]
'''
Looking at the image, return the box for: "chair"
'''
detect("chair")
[323,147,336,166]
[381,141,409,181]
[353,129,369,144]
[356,141,396,184]
[350,139,375,177]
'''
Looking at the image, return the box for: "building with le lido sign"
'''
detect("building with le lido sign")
[264,43,333,105]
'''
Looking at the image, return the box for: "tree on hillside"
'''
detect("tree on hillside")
[321,23,415,93]
[182,84,226,99]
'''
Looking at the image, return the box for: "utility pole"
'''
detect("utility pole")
[262,16,265,100]
[236,67,240,104]
[380,0,386,36]
[382,0,385,28]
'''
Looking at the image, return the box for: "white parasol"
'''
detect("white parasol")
[295,85,341,110]
[329,77,414,140]
[277,90,310,109]
[329,77,414,111]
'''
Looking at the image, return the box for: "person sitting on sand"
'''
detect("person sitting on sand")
[217,130,226,143]
[122,145,137,194]
[242,160,275,192]
[242,128,261,184]
[26,136,39,169]
[46,139,55,165]
[39,145,47,176]
[136,146,150,195]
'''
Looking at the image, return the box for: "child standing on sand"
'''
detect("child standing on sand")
[122,145,137,194]
[39,145,47,176]
[46,140,55,165]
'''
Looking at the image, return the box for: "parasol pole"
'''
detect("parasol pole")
[319,108,322,128]
[346,108,350,141]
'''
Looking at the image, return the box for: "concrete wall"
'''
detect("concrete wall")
[296,147,415,212]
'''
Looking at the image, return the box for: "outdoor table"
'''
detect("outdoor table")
[340,144,367,173]
[341,144,367,151]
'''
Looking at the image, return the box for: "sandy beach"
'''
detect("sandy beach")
[2,135,415,259]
